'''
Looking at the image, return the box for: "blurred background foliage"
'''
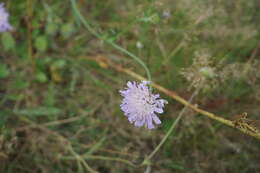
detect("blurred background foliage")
[0,0,259,172]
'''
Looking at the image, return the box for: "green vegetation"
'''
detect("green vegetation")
[0,0,259,172]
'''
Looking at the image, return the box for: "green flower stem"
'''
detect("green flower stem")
[142,87,200,165]
[70,0,152,84]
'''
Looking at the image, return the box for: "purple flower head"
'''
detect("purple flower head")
[0,3,13,32]
[120,81,168,129]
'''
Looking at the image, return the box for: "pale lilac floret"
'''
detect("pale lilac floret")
[120,81,168,129]
[0,3,12,32]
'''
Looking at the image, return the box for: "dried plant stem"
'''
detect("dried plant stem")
[86,56,259,140]
[61,154,137,168]
[243,44,259,76]
[81,155,136,168]
[163,40,186,66]
[18,116,99,173]
[18,116,138,170]
[79,143,139,158]
[17,103,102,131]
[26,0,35,73]
[68,146,99,173]
[114,65,260,140]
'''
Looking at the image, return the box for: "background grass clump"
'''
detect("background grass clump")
[0,0,259,172]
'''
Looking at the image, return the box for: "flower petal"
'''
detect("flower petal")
[119,81,167,129]
[146,115,155,129]
[135,119,145,127]
[152,114,161,124]
[154,108,164,114]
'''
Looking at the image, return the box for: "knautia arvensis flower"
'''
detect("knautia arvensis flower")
[0,3,12,32]
[120,81,168,129]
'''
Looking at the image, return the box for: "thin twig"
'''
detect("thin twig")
[18,116,99,173]
[68,146,99,173]
[26,0,35,73]
[79,143,139,158]
[243,44,259,77]
[61,154,136,168]
[83,155,137,168]
[17,103,102,131]
[86,56,260,140]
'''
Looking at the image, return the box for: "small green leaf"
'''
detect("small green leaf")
[36,71,48,83]
[1,32,15,51]
[0,110,11,128]
[170,163,185,171]
[52,59,67,68]
[61,23,74,38]
[44,85,56,106]
[14,106,61,116]
[13,78,30,89]
[6,94,24,101]
[46,23,58,35]
[35,36,48,52]
[0,63,10,78]
[139,13,160,24]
